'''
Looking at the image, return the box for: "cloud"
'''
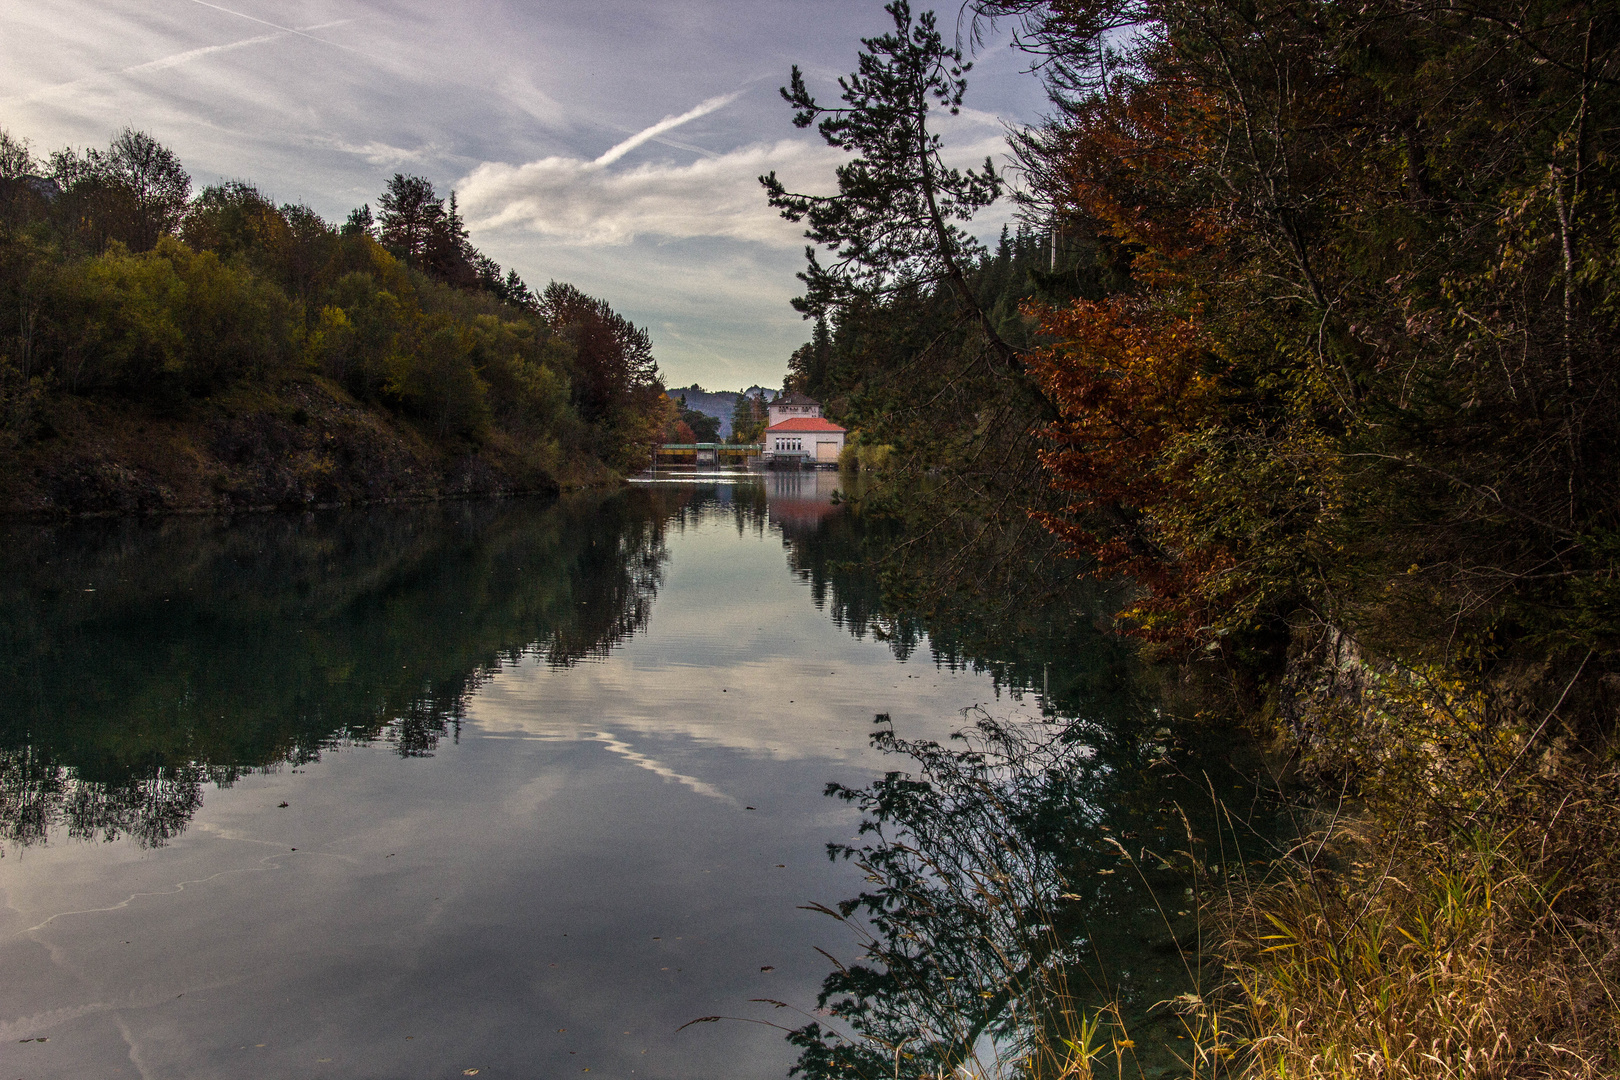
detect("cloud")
[181,0,365,55]
[456,100,1013,250]
[458,138,837,246]
[0,33,278,109]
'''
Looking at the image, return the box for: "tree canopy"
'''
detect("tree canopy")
[0,128,668,476]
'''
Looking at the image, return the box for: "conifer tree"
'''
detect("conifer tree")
[761,1,1023,373]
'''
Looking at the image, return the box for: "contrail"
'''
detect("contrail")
[184,0,365,53]
[0,19,360,108]
[0,34,280,106]
[592,91,742,167]
[125,32,283,74]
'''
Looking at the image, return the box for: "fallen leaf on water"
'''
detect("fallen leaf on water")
[464,1070,480,1076]
[759,966,775,972]
[277,802,288,808]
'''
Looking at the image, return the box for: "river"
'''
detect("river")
[0,474,1268,1079]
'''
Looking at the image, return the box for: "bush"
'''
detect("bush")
[70,238,295,395]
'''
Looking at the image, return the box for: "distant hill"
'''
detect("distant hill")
[668,385,778,439]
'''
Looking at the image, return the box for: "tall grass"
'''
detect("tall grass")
[750,654,1620,1080]
[1208,650,1620,1079]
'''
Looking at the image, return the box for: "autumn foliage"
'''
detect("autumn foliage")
[1009,0,1620,665]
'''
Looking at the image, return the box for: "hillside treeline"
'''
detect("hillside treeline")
[0,127,668,495]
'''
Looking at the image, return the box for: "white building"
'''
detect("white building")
[761,393,846,466]
[767,390,822,427]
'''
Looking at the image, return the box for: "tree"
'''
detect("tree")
[101,129,191,241]
[0,129,35,179]
[376,174,444,263]
[376,177,496,292]
[678,404,720,443]
[181,182,290,262]
[420,190,474,286]
[342,204,375,238]
[983,0,1620,659]
[730,392,765,443]
[539,281,665,468]
[759,0,1007,360]
[47,129,191,251]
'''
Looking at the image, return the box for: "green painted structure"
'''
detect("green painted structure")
[651,443,761,467]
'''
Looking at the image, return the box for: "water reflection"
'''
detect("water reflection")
[781,708,1268,1079]
[703,475,1273,1077]
[0,479,1268,1079]
[0,493,675,847]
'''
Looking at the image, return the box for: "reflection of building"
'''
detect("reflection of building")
[764,469,843,533]
[762,392,846,467]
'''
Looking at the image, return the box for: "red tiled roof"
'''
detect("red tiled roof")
[766,417,846,433]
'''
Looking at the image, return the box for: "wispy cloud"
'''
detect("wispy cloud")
[0,18,362,111]
[182,0,364,54]
[458,94,1012,248]
[0,34,279,108]
[459,138,837,246]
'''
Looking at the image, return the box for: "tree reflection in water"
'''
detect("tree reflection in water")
[785,707,1268,1080]
[756,481,1274,1079]
[0,491,679,848]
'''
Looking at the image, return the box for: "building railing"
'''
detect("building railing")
[650,444,763,468]
[656,444,761,452]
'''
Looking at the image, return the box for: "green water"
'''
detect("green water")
[0,476,1271,1078]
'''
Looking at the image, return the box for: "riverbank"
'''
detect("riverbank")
[0,369,621,517]
[1048,635,1620,1079]
[1195,637,1620,1079]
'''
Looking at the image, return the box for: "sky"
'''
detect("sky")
[0,0,1050,390]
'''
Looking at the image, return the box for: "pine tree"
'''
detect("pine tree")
[376,174,443,262]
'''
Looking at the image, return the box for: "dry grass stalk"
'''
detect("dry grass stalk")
[1211,656,1620,1079]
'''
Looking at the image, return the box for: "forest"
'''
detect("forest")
[0,128,670,513]
[772,0,1620,1076]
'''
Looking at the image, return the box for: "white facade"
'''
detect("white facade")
[767,392,821,427]
[761,393,845,466]
[764,424,845,465]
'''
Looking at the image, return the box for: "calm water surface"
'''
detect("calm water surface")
[0,475,1258,1079]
